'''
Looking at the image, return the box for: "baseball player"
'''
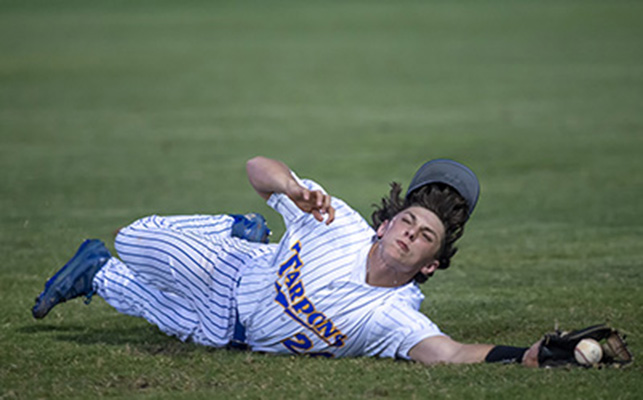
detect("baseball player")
[32,156,541,366]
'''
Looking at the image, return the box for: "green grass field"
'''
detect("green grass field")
[1,0,642,398]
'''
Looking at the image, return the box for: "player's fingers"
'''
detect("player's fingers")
[319,194,331,218]
[325,205,336,225]
[312,209,323,222]
[311,190,323,208]
[321,193,331,212]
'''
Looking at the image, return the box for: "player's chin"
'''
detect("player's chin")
[382,244,404,260]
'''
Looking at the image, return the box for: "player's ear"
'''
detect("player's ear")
[420,260,439,276]
[376,220,390,239]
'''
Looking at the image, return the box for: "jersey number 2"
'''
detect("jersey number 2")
[281,333,334,358]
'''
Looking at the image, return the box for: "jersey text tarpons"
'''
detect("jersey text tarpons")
[274,241,346,348]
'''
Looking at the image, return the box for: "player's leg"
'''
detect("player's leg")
[113,215,241,298]
[100,213,269,298]
[32,214,271,343]
[164,213,271,243]
[113,214,270,295]
[113,215,256,344]
[117,213,271,244]
[31,236,232,346]
[93,257,220,346]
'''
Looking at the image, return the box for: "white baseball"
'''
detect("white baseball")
[574,338,603,365]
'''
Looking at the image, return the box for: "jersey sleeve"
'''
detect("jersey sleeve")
[266,172,328,228]
[364,293,445,360]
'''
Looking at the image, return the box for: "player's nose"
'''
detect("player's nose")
[405,229,417,241]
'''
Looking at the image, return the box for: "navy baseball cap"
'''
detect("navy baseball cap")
[406,159,480,218]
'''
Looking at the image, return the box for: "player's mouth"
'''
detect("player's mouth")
[396,240,409,252]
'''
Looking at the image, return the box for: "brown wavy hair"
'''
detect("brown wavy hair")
[371,182,469,283]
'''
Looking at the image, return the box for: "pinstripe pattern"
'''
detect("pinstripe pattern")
[94,214,276,347]
[95,258,202,343]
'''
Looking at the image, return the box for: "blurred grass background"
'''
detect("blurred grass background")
[1,0,641,399]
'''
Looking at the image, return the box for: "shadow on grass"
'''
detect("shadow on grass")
[17,323,211,356]
[18,323,86,333]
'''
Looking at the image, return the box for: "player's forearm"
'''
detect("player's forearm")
[246,156,297,200]
[451,343,495,364]
[409,336,494,365]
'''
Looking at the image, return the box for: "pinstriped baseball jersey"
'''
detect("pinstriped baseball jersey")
[237,175,444,359]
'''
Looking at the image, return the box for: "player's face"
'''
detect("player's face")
[376,206,445,275]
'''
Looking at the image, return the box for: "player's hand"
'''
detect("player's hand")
[285,180,335,225]
[521,339,542,368]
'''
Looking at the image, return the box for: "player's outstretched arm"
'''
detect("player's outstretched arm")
[246,156,335,224]
[409,335,540,366]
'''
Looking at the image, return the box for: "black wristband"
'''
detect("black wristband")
[485,345,529,364]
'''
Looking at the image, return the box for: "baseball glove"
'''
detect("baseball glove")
[538,324,633,368]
